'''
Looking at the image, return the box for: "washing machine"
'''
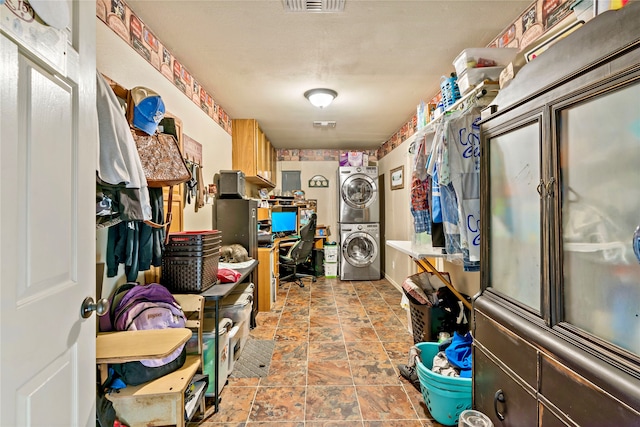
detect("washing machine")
[339,223,381,281]
[338,166,379,223]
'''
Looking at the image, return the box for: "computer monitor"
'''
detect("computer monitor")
[271,211,297,234]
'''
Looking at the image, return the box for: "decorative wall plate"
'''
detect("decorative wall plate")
[308,175,329,188]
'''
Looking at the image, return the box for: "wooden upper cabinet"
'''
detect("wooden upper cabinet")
[232,119,276,188]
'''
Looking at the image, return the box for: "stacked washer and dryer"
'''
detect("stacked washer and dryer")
[337,166,382,280]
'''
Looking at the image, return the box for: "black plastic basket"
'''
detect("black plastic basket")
[166,230,222,250]
[405,292,449,344]
[161,251,219,293]
[404,289,434,344]
[164,244,220,258]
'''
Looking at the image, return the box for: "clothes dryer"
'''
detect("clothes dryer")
[339,223,381,281]
[338,166,379,223]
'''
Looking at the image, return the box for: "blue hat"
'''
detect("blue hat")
[131,86,165,135]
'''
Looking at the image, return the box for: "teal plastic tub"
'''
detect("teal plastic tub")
[415,341,472,426]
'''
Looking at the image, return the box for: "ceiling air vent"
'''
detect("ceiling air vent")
[284,0,345,13]
[313,121,337,128]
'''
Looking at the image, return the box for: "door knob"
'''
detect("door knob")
[81,297,108,318]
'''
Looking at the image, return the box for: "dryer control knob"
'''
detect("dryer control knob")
[357,225,363,230]
[356,167,362,172]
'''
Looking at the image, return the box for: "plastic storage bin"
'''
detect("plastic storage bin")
[185,317,232,396]
[226,322,245,374]
[415,341,472,426]
[229,281,254,296]
[218,291,252,359]
[220,292,252,331]
[457,66,504,95]
[453,47,518,77]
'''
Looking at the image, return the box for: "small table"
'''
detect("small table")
[199,259,258,413]
[96,328,192,384]
[386,240,471,311]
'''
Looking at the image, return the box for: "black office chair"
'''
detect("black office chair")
[279,213,317,288]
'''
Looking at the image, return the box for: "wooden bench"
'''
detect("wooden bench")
[104,294,206,427]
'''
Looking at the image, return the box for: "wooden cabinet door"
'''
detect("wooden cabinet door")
[232,118,259,176]
[231,118,275,188]
[473,347,538,426]
[257,248,272,312]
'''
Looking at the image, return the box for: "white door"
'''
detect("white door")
[1,1,97,426]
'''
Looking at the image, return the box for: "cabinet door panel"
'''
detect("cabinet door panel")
[475,310,537,388]
[487,121,542,311]
[257,248,272,312]
[474,348,537,426]
[539,403,569,427]
[558,81,640,356]
[540,354,640,426]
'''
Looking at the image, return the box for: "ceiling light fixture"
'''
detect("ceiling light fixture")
[313,121,337,128]
[304,88,338,108]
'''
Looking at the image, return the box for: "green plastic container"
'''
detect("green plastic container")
[187,317,232,397]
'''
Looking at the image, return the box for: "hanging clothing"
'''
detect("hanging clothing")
[410,132,434,235]
[106,188,164,281]
[410,174,431,234]
[95,71,152,222]
[440,182,462,256]
[446,107,482,263]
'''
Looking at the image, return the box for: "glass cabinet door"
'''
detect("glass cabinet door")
[559,81,640,356]
[487,122,542,311]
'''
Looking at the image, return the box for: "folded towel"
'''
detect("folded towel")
[217,268,241,283]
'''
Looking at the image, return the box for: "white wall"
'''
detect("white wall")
[276,160,339,242]
[377,138,416,289]
[96,19,232,298]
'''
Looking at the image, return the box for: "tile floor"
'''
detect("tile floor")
[193,276,445,426]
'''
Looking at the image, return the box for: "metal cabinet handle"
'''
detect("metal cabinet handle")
[633,225,640,263]
[494,389,506,421]
[536,179,544,196]
[545,177,555,198]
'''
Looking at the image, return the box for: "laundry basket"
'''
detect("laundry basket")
[415,341,472,426]
[401,271,450,343]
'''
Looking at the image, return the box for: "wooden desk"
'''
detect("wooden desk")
[386,240,471,311]
[276,236,326,249]
[96,328,192,384]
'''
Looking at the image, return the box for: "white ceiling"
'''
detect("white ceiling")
[126,0,531,150]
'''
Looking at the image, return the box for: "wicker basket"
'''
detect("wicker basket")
[163,231,222,282]
[166,230,222,251]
